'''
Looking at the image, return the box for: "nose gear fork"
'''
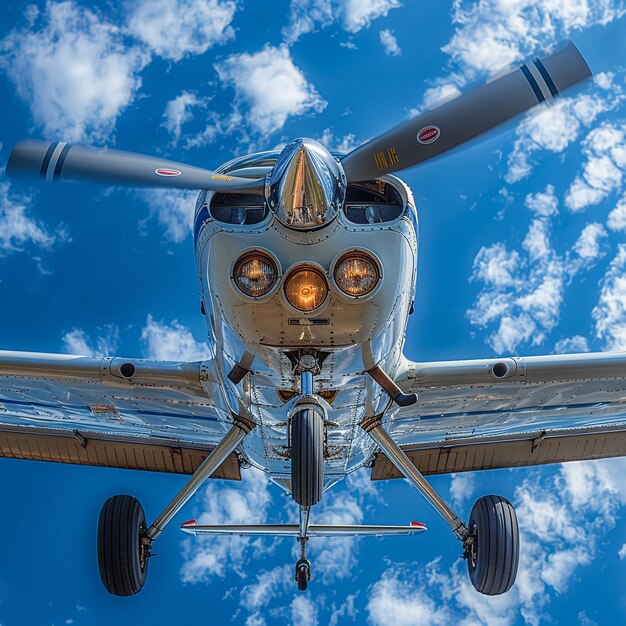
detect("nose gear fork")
[295,506,312,591]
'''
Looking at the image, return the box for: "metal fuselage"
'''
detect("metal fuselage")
[194,144,418,491]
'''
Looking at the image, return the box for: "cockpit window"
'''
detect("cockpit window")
[209,193,268,225]
[343,181,404,225]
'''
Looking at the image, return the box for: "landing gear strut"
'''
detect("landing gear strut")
[360,414,520,596]
[96,416,255,596]
[295,506,312,591]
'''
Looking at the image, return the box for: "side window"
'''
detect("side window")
[343,182,404,225]
[209,193,268,225]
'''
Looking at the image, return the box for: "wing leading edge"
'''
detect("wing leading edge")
[373,351,626,479]
[0,350,240,479]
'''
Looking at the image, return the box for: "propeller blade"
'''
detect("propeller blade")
[341,40,591,182]
[6,140,266,194]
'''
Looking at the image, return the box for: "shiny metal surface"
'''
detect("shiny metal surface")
[364,421,468,539]
[267,138,345,230]
[147,422,249,540]
[181,522,426,537]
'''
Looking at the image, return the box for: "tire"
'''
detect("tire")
[291,407,324,507]
[98,495,149,596]
[467,495,519,596]
[297,564,309,591]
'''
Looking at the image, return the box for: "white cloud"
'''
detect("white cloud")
[525,185,558,217]
[470,242,521,289]
[240,565,290,625]
[506,73,624,184]
[619,544,626,560]
[62,325,120,356]
[443,1,624,76]
[329,595,358,626]
[367,567,451,626]
[282,0,334,44]
[421,80,463,110]
[141,315,212,361]
[215,45,326,135]
[319,127,359,153]
[139,188,198,243]
[449,473,474,510]
[592,244,626,350]
[180,468,273,582]
[126,0,236,62]
[163,91,204,146]
[573,222,607,261]
[291,595,319,626]
[0,181,66,255]
[565,121,626,212]
[379,29,401,56]
[554,335,589,354]
[0,1,148,143]
[523,218,551,260]
[341,0,401,33]
[467,217,576,353]
[607,193,626,231]
[282,0,401,42]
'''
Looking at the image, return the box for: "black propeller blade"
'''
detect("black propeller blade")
[6,140,266,194]
[341,40,591,183]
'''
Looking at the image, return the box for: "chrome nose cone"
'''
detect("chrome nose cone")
[267,138,346,230]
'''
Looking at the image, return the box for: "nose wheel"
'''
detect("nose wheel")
[295,558,312,591]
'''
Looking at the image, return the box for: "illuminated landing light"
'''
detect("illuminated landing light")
[284,267,328,312]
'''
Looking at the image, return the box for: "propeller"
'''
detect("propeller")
[6,140,266,194]
[341,40,592,183]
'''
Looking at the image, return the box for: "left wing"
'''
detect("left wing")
[371,352,626,480]
[0,350,240,479]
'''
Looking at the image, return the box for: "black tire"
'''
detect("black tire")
[291,407,324,507]
[295,559,310,591]
[297,564,309,591]
[467,495,519,596]
[98,495,149,596]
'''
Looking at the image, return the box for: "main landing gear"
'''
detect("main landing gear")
[360,414,520,595]
[96,366,519,597]
[96,415,255,596]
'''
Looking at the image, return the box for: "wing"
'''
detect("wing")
[371,352,626,480]
[0,350,240,479]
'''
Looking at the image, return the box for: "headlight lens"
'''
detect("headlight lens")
[233,253,278,298]
[284,267,328,311]
[334,253,379,297]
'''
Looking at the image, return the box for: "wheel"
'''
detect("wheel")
[466,495,519,596]
[295,559,310,591]
[291,407,324,507]
[97,495,149,596]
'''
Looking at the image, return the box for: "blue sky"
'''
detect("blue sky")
[0,1,626,624]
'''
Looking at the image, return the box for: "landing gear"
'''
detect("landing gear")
[97,417,255,596]
[291,407,324,507]
[360,415,520,596]
[465,495,519,595]
[97,495,149,596]
[295,558,311,591]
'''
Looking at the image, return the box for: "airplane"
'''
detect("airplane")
[3,40,622,598]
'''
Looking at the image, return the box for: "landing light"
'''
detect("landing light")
[284,267,328,312]
[233,253,278,298]
[334,253,379,297]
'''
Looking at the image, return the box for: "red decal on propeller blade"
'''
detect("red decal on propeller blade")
[155,168,182,177]
[417,126,440,145]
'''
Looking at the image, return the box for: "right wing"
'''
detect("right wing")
[0,350,240,479]
[371,351,626,480]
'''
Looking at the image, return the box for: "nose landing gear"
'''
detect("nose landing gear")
[295,557,312,591]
